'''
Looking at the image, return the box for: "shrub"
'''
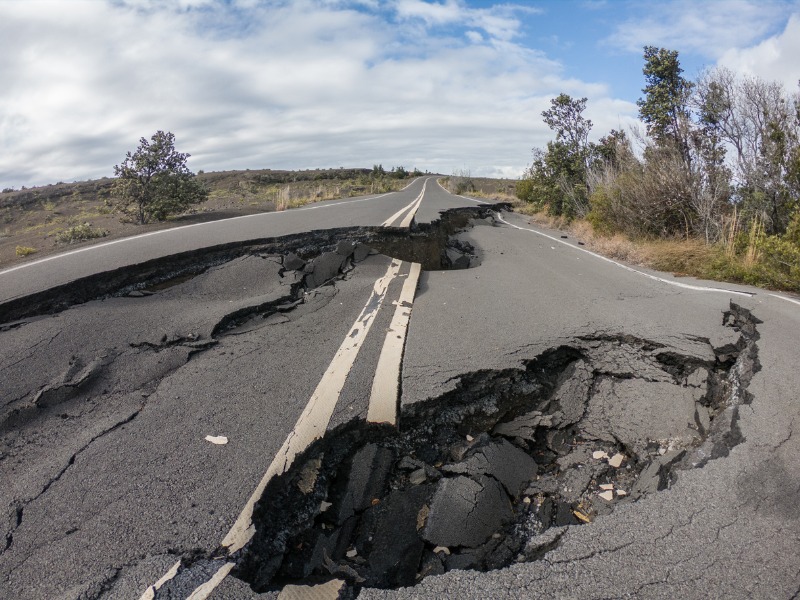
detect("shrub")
[55,223,109,245]
[16,246,37,257]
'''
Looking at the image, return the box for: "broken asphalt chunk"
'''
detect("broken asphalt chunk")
[355,485,433,588]
[442,437,538,496]
[423,475,513,549]
[277,579,346,600]
[335,444,395,524]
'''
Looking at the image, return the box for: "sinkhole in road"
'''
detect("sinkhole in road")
[232,304,760,595]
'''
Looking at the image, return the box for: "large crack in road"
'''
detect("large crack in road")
[0,207,495,578]
[0,206,764,599]
[153,304,760,598]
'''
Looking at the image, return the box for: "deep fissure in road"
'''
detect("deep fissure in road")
[0,207,494,560]
[230,304,760,595]
[0,206,498,326]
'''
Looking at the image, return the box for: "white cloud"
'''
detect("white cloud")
[465,30,483,43]
[604,0,793,59]
[718,13,800,90]
[0,0,633,188]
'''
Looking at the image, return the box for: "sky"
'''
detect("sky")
[1,0,799,189]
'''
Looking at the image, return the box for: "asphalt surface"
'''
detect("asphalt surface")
[0,177,480,303]
[2,176,799,599]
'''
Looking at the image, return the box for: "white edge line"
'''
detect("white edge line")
[0,193,392,277]
[496,213,754,297]
[769,293,800,307]
[433,177,490,204]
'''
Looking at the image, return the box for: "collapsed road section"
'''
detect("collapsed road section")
[0,205,506,326]
[151,305,760,598]
[0,206,498,581]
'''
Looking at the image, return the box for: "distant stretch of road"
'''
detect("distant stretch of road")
[0,176,481,303]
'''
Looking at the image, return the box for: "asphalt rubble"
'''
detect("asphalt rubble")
[2,207,502,570]
[0,206,763,599]
[194,303,761,598]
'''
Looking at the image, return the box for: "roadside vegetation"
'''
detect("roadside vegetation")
[516,46,800,293]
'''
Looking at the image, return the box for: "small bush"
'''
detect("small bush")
[55,222,109,245]
[16,245,37,257]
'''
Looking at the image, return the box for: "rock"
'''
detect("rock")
[356,485,433,588]
[283,252,306,271]
[336,240,356,256]
[409,469,427,485]
[441,438,537,497]
[353,243,372,263]
[336,444,395,524]
[608,453,625,468]
[423,475,513,548]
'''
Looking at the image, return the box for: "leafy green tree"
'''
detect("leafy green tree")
[112,131,207,224]
[637,46,694,164]
[518,94,594,217]
[542,93,593,168]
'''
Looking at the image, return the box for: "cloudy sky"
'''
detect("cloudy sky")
[1,0,799,189]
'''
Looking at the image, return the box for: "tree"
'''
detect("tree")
[637,46,694,164]
[518,93,594,217]
[112,131,207,224]
[541,93,593,168]
[695,68,800,233]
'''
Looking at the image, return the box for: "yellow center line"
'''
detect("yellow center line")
[367,262,422,425]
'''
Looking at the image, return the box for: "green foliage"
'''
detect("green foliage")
[112,131,207,224]
[55,222,109,245]
[542,94,593,154]
[16,245,36,257]
[518,93,596,218]
[636,46,694,159]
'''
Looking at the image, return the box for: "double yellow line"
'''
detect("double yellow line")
[380,179,428,228]
[141,259,422,599]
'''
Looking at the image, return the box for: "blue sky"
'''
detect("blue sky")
[1,0,799,188]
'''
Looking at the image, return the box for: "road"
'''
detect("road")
[1,176,799,599]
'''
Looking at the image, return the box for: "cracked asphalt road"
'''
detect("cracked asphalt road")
[2,179,800,599]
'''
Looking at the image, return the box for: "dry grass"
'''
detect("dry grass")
[514,205,721,275]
